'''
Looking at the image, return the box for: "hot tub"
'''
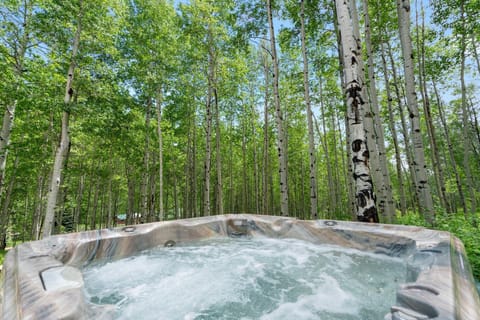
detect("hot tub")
[1,214,479,319]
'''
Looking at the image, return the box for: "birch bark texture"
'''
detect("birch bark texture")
[362,0,395,222]
[203,36,215,217]
[396,0,434,224]
[380,42,407,216]
[267,0,288,216]
[42,0,83,237]
[0,1,32,195]
[432,80,466,214]
[0,2,32,246]
[261,49,270,216]
[415,4,449,213]
[156,88,164,221]
[214,88,224,216]
[460,0,477,217]
[299,0,318,219]
[141,101,151,221]
[348,0,382,218]
[335,0,378,223]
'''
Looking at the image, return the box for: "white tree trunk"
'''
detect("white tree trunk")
[459,0,477,216]
[43,111,71,237]
[266,0,288,216]
[362,0,395,222]
[141,101,151,222]
[43,1,83,237]
[317,78,337,217]
[334,3,355,219]
[203,41,214,217]
[432,80,467,214]
[386,39,418,211]
[156,88,164,221]
[0,155,19,249]
[380,42,407,216]
[0,102,17,194]
[0,2,31,245]
[192,109,198,217]
[415,4,449,212]
[300,0,318,219]
[396,0,434,223]
[251,104,260,214]
[214,88,224,215]
[32,174,45,239]
[348,0,383,216]
[336,0,378,222]
[261,49,270,216]
[106,161,113,228]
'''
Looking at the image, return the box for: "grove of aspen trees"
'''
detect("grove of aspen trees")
[0,0,479,276]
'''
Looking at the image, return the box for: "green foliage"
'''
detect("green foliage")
[0,0,478,275]
[395,212,428,227]
[0,249,6,266]
[396,211,480,280]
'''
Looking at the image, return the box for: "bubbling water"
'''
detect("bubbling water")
[82,237,406,320]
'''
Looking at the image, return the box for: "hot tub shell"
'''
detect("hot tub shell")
[1,214,479,319]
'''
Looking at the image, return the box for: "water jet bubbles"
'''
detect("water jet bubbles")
[82,237,406,320]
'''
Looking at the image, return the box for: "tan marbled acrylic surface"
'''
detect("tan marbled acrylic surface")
[1,214,479,319]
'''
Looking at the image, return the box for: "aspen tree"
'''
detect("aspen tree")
[156,89,164,221]
[43,0,84,237]
[432,80,467,214]
[204,32,215,217]
[300,0,318,219]
[362,0,395,222]
[396,0,434,223]
[214,88,224,215]
[0,1,32,247]
[415,2,449,212]
[336,0,378,222]
[380,43,407,216]
[141,101,151,222]
[261,47,271,216]
[266,0,289,216]
[459,0,477,217]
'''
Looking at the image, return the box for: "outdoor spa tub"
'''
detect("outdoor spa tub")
[1,214,480,319]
